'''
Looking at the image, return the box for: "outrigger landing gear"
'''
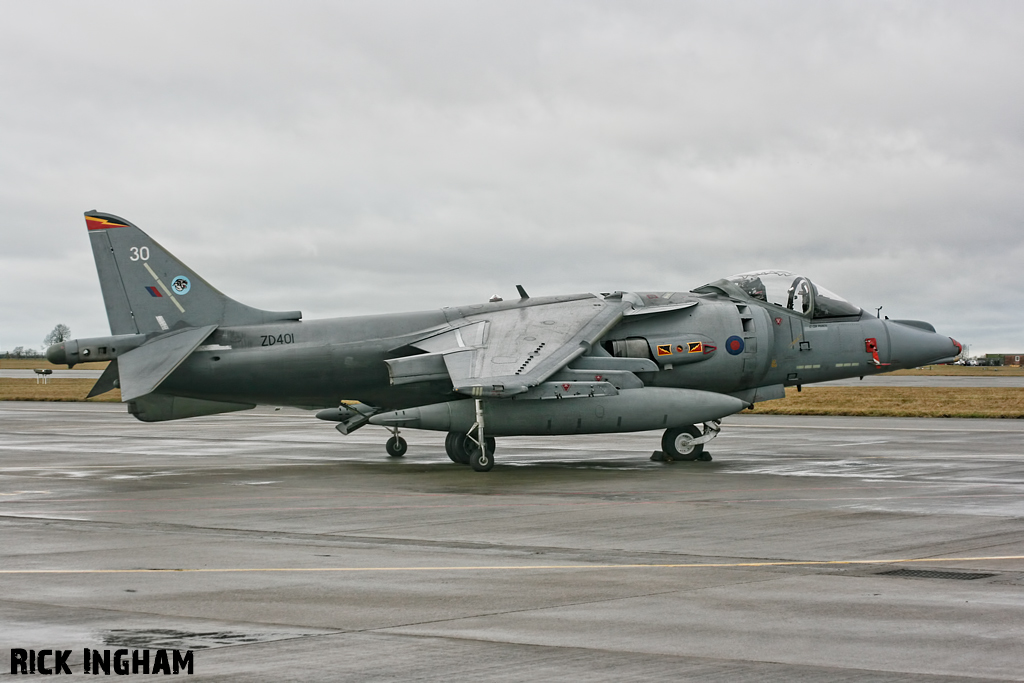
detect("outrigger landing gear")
[385,426,408,457]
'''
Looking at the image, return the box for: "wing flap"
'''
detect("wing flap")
[385,352,450,386]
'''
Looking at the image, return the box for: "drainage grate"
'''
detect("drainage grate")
[878,569,997,581]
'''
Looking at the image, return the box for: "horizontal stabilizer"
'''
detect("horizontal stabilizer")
[118,324,217,401]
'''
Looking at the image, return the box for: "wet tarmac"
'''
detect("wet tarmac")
[1,401,1022,681]
[1,369,104,379]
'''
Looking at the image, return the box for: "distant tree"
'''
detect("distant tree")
[12,346,25,358]
[44,323,71,347]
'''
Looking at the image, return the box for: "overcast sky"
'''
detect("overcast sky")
[2,1,1021,356]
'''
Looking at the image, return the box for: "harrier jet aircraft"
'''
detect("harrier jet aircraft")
[47,211,962,471]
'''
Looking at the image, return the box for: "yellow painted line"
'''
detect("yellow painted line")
[1,555,1020,575]
[143,262,185,313]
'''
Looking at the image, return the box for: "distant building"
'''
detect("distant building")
[986,353,1023,367]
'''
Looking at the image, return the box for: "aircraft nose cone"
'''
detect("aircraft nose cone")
[887,321,961,368]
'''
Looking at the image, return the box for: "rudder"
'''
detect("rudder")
[85,211,301,335]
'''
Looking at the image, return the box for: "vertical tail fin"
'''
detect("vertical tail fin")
[85,211,301,335]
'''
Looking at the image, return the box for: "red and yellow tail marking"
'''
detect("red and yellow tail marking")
[85,216,128,231]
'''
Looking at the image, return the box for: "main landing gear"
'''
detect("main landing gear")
[444,400,496,471]
[446,432,497,471]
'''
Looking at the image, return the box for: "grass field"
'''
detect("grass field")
[890,365,1024,376]
[0,379,121,402]
[0,358,110,370]
[747,386,1024,418]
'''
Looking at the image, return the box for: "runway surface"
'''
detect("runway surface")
[1,369,104,379]
[1,401,1022,681]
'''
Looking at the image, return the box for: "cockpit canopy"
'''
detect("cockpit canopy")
[696,270,862,319]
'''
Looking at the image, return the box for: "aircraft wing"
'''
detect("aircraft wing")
[392,294,638,398]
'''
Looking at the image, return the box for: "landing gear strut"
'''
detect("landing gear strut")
[385,426,407,457]
[469,399,493,471]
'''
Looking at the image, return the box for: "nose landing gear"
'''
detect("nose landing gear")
[652,421,721,462]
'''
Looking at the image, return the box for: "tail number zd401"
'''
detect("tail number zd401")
[261,334,295,346]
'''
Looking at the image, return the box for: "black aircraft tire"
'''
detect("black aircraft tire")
[470,446,495,472]
[445,432,471,464]
[661,425,703,461]
[385,436,408,457]
[443,433,458,463]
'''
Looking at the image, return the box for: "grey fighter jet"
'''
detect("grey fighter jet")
[46,212,962,471]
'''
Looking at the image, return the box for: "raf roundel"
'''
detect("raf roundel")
[725,335,745,355]
[171,276,191,296]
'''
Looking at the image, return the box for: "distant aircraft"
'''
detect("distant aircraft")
[47,211,962,471]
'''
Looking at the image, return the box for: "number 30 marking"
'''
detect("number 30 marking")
[129,246,150,261]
